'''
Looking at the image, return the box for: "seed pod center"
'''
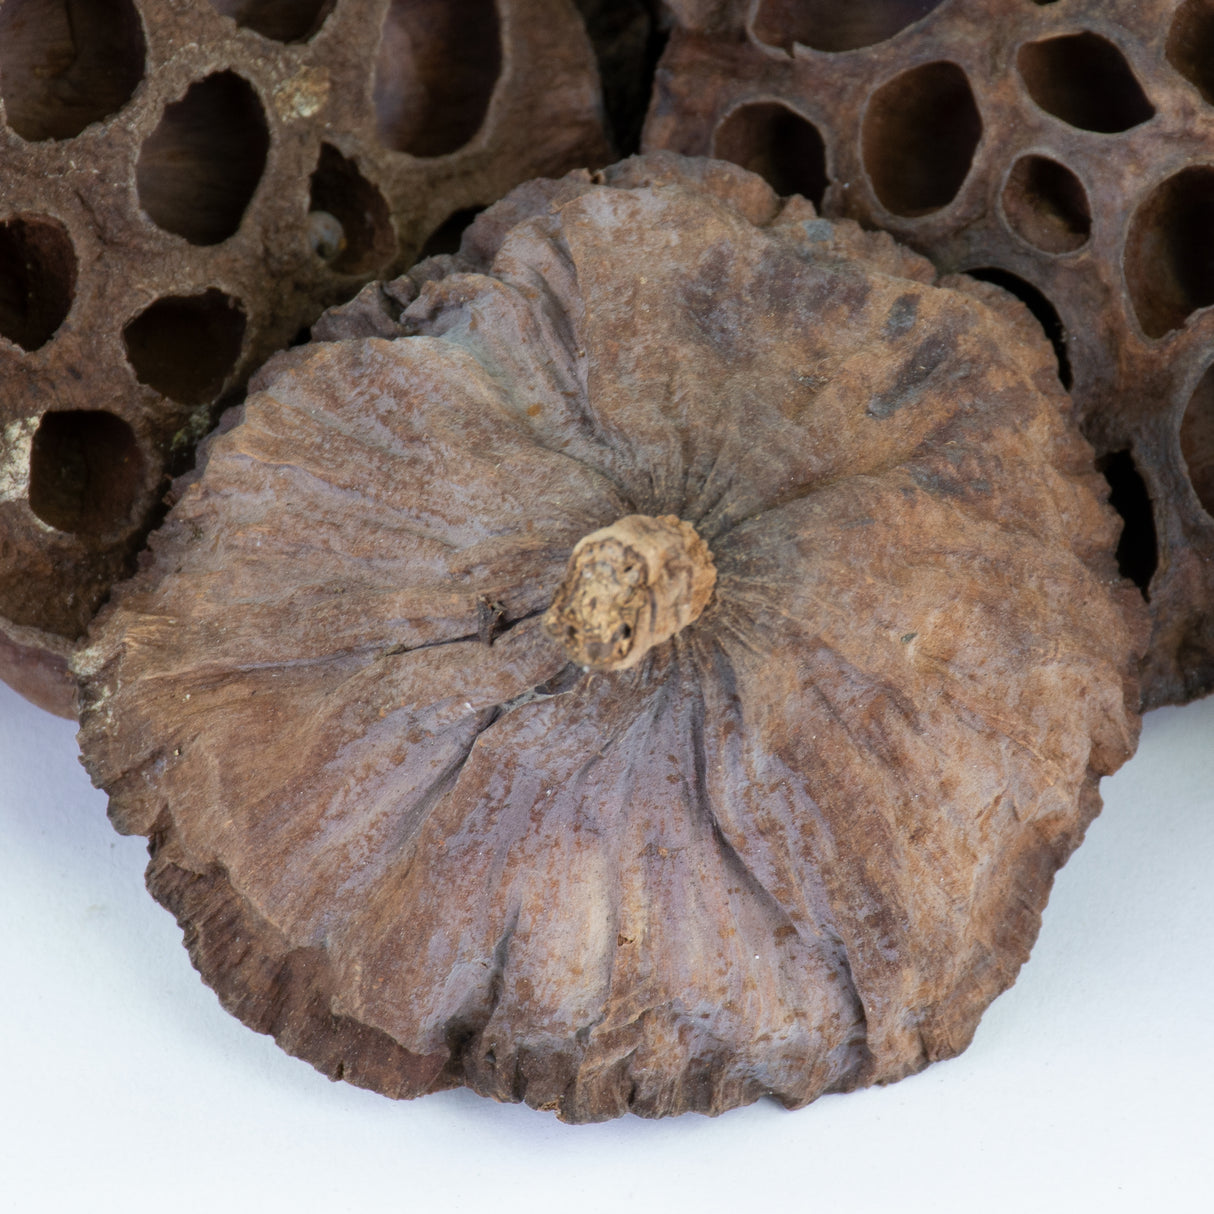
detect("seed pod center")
[543,514,716,671]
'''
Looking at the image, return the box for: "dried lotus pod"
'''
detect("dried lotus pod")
[0,0,610,717]
[76,153,1144,1122]
[645,0,1214,707]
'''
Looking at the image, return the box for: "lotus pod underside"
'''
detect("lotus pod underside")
[76,155,1144,1121]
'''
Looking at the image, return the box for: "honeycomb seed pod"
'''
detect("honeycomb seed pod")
[76,153,1144,1122]
[0,0,610,718]
[644,0,1214,708]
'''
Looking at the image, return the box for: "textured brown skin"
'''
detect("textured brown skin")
[77,154,1144,1121]
[645,0,1214,707]
[0,0,610,715]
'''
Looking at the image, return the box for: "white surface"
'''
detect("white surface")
[0,678,1211,1214]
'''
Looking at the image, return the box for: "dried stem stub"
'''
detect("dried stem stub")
[543,514,716,671]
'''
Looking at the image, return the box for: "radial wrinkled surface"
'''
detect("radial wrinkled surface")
[77,155,1142,1122]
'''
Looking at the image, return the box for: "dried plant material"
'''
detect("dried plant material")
[0,621,74,719]
[544,514,717,671]
[77,154,1144,1121]
[645,0,1214,707]
[0,0,610,716]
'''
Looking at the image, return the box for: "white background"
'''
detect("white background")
[1,679,1211,1214]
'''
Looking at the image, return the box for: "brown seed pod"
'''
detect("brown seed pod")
[0,0,610,717]
[76,153,1144,1122]
[644,0,1214,707]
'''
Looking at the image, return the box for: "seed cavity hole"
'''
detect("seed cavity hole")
[862,61,981,216]
[1002,155,1091,254]
[1017,32,1154,133]
[753,0,946,53]
[966,267,1072,389]
[418,206,486,260]
[208,0,335,42]
[0,0,145,141]
[713,102,828,207]
[1181,363,1214,517]
[28,410,145,537]
[0,215,77,352]
[373,0,501,158]
[123,290,246,405]
[136,72,270,246]
[1096,449,1159,598]
[1168,0,1214,104]
[1125,166,1214,339]
[574,0,668,155]
[308,145,395,274]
